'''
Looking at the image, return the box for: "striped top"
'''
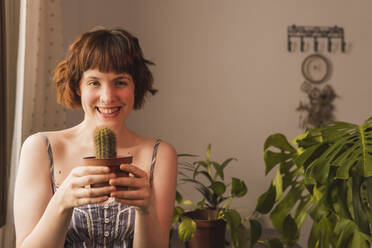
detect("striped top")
[43,134,161,248]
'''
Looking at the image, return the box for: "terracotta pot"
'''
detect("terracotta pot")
[83,156,132,190]
[183,209,226,248]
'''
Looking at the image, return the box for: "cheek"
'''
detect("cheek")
[121,89,135,104]
[81,91,97,106]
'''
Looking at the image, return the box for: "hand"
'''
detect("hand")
[109,164,152,213]
[56,166,117,210]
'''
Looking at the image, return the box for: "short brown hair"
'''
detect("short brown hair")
[54,27,157,109]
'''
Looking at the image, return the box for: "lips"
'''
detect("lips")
[97,107,121,114]
[96,107,121,117]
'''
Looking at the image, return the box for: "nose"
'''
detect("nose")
[100,85,116,104]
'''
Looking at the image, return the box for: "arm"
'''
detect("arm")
[14,134,70,248]
[134,142,177,248]
[110,141,177,248]
[14,134,116,248]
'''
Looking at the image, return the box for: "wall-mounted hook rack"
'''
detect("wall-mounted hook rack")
[288,25,346,53]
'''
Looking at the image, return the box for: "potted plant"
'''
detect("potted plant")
[83,126,132,189]
[251,117,372,247]
[173,144,248,248]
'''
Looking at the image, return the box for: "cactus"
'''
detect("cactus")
[94,126,117,159]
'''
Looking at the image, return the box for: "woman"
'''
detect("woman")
[14,27,177,248]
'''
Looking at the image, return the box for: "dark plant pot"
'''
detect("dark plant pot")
[83,156,132,190]
[183,209,226,248]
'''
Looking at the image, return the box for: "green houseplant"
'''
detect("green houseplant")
[252,117,372,248]
[173,144,248,248]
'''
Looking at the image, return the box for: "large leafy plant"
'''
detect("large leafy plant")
[253,117,372,247]
[173,144,248,248]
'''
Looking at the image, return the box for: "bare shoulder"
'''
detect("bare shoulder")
[17,132,53,187]
[20,133,49,163]
[137,137,176,160]
[157,140,177,160]
[151,139,177,174]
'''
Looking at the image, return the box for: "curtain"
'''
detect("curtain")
[0,0,67,247]
[22,0,67,138]
[0,0,7,228]
[0,0,20,246]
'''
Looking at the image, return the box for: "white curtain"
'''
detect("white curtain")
[0,0,67,247]
[22,0,67,138]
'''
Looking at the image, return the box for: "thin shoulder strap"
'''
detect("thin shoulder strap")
[40,133,56,194]
[149,139,161,186]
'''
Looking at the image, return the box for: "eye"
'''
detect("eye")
[88,81,100,86]
[116,81,128,87]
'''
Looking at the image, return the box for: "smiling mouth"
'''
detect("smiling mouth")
[96,107,121,114]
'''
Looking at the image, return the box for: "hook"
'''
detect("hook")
[300,36,304,52]
[327,38,332,52]
[341,38,346,52]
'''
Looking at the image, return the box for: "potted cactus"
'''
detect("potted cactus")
[83,126,132,189]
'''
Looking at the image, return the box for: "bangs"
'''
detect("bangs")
[79,32,134,75]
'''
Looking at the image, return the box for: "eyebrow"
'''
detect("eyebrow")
[85,75,132,80]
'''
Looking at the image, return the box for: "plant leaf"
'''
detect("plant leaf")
[193,170,213,183]
[264,133,296,153]
[273,168,283,201]
[282,215,299,246]
[177,153,198,158]
[218,157,238,180]
[255,184,276,214]
[222,209,242,247]
[182,200,195,207]
[172,206,184,224]
[178,217,197,242]
[206,144,211,161]
[176,190,183,204]
[270,185,303,234]
[267,238,284,248]
[231,177,248,198]
[196,199,205,209]
[249,219,262,247]
[264,150,293,175]
[209,181,226,196]
[222,209,241,230]
[210,161,224,180]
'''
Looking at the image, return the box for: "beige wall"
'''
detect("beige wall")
[61,0,372,245]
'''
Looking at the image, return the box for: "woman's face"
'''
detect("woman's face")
[79,69,135,129]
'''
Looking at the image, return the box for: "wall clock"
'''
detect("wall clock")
[301,54,330,84]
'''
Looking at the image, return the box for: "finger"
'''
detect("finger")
[72,173,116,187]
[119,164,147,178]
[74,185,116,198]
[110,188,149,200]
[113,198,146,208]
[76,195,109,206]
[72,166,111,177]
[109,176,149,189]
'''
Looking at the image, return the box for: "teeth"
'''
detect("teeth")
[98,107,120,114]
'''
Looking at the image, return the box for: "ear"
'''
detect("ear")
[76,87,81,96]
